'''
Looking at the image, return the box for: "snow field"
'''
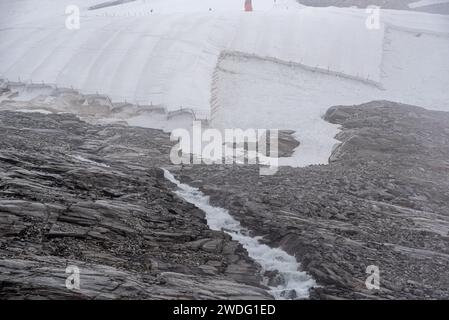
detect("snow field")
[1,1,448,167]
[163,168,316,299]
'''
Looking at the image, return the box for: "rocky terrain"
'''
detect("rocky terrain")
[0,110,270,299]
[1,99,449,300]
[172,101,449,299]
[297,0,449,14]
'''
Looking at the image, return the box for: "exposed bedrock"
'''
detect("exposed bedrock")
[175,100,449,299]
[0,111,270,300]
[2,99,449,300]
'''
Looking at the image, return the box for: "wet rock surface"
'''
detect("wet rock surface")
[2,99,449,300]
[278,130,300,158]
[0,110,270,300]
[173,101,449,300]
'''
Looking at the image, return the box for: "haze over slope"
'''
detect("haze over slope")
[0,0,448,166]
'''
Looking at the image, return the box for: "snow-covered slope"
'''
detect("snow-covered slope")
[0,0,385,115]
[1,0,449,167]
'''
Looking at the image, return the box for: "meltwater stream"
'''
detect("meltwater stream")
[163,169,316,299]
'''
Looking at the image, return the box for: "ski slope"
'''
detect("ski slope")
[0,0,385,114]
[1,0,449,167]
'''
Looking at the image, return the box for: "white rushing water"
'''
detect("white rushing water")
[162,168,316,299]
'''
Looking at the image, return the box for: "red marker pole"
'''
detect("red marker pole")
[245,0,253,12]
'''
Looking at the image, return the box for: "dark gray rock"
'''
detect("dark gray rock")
[0,111,271,300]
[175,101,449,300]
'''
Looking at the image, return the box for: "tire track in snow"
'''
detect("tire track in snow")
[131,15,210,105]
[28,26,92,82]
[80,19,144,95]
[106,14,181,103]
[100,18,161,99]
[28,18,127,85]
[79,18,137,93]
[53,18,130,89]
[0,25,60,79]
